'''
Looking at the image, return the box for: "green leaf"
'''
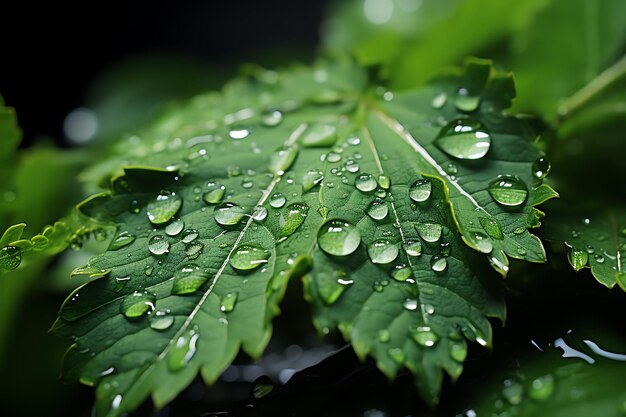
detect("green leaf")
[50,58,554,416]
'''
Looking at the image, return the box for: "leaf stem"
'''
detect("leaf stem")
[557,54,626,121]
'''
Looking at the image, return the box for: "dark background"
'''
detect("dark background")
[1,0,328,146]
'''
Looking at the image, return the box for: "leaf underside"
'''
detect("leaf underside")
[50,57,555,416]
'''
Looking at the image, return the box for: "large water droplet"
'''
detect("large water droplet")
[230,244,270,270]
[165,219,185,237]
[488,175,528,207]
[317,220,361,256]
[454,88,480,112]
[269,192,286,208]
[214,202,247,226]
[435,119,491,160]
[409,179,432,202]
[168,329,199,371]
[0,246,22,270]
[403,298,418,311]
[302,169,324,192]
[479,217,503,240]
[220,292,238,312]
[532,156,551,180]
[148,235,169,255]
[403,239,422,256]
[121,291,155,318]
[109,231,136,251]
[415,222,443,243]
[471,232,493,254]
[203,184,226,204]
[430,255,448,272]
[147,189,182,225]
[269,146,298,176]
[410,326,439,347]
[355,173,377,192]
[149,309,174,330]
[300,124,337,147]
[279,202,309,237]
[367,198,388,220]
[171,264,209,295]
[368,239,399,264]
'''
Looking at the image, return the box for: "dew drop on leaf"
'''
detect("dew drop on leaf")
[435,119,491,160]
[214,202,248,226]
[403,239,422,256]
[165,218,185,237]
[410,326,439,347]
[146,189,182,225]
[403,298,418,311]
[355,173,377,192]
[0,246,22,270]
[488,175,528,207]
[269,192,286,208]
[367,239,399,264]
[450,342,467,362]
[229,127,250,140]
[185,242,204,259]
[470,232,493,254]
[252,206,268,222]
[279,202,309,237]
[344,159,359,173]
[431,92,447,109]
[181,229,199,244]
[390,263,412,282]
[302,169,324,192]
[367,198,388,221]
[317,219,361,256]
[269,146,298,176]
[378,329,390,343]
[261,110,282,127]
[168,329,199,371]
[203,184,226,205]
[229,244,270,270]
[149,309,174,331]
[454,88,481,112]
[120,291,155,318]
[220,292,238,312]
[300,124,337,147]
[416,222,443,243]
[532,156,551,180]
[528,374,555,401]
[479,217,503,240]
[93,228,108,241]
[377,174,390,190]
[148,235,169,255]
[409,179,432,202]
[171,264,209,295]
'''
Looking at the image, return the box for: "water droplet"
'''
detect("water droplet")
[377,174,390,190]
[148,235,169,255]
[214,202,247,226]
[454,88,481,112]
[230,244,270,270]
[129,199,141,214]
[409,179,432,202]
[436,119,491,159]
[149,309,174,330]
[403,239,422,256]
[317,220,361,256]
[410,326,439,347]
[368,239,399,264]
[203,184,226,204]
[147,189,182,225]
[479,217,503,240]
[367,198,388,220]
[261,110,283,127]
[377,329,390,343]
[269,192,286,208]
[185,242,204,259]
[430,255,448,272]
[450,342,467,362]
[568,249,588,270]
[252,206,268,222]
[488,175,528,207]
[440,242,451,256]
[585,244,595,254]
[220,292,238,312]
[120,291,155,318]
[172,264,209,295]
[471,232,493,254]
[108,231,136,251]
[502,379,524,405]
[431,92,447,109]
[445,162,458,176]
[93,228,108,241]
[355,173,377,192]
[279,202,309,237]
[528,374,555,401]
[229,128,250,140]
[241,179,254,189]
[389,263,412,282]
[0,246,22,270]
[387,347,405,363]
[403,298,418,311]
[594,254,605,264]
[415,222,443,243]
[318,270,353,304]
[168,329,199,371]
[181,229,199,244]
[302,169,324,192]
[301,124,337,147]
[269,146,298,176]
[165,219,185,237]
[532,156,551,180]
[344,159,359,173]
[145,265,153,276]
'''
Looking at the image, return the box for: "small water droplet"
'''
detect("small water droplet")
[302,169,324,192]
[109,231,136,251]
[445,162,458,175]
[532,156,551,180]
[367,198,389,220]
[415,222,443,243]
[220,292,238,312]
[355,173,377,192]
[423,304,435,314]
[594,254,605,264]
[165,219,185,237]
[181,229,199,244]
[172,264,210,295]
[230,244,270,270]
[149,309,174,330]
[93,228,107,241]
[279,202,309,237]
[203,184,226,204]
[129,199,141,214]
[471,232,493,254]
[409,179,432,202]
[528,374,555,401]
[436,119,490,159]
[214,202,247,226]
[344,159,360,173]
[403,239,422,256]
[0,246,22,270]
[377,174,390,190]
[269,192,286,208]
[368,239,399,264]
[450,342,467,362]
[252,206,268,222]
[185,242,204,259]
[261,110,283,127]
[317,220,361,256]
[147,189,182,225]
[585,244,595,254]
[377,329,390,343]
[479,217,503,240]
[454,87,480,112]
[403,298,418,311]
[301,124,337,147]
[168,329,199,371]
[387,347,405,363]
[229,128,250,140]
[488,175,528,207]
[431,92,447,109]
[410,326,439,347]
[148,235,169,255]
[121,290,155,318]
[269,146,298,176]
[430,255,448,272]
